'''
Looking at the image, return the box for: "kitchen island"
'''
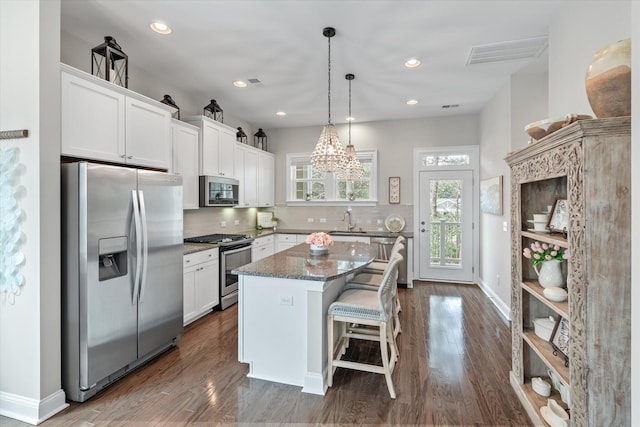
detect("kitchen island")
[234,241,376,395]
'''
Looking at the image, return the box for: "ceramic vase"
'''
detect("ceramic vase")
[585,38,631,118]
[534,260,565,288]
[309,244,328,255]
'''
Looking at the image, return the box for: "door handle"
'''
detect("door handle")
[138,190,149,303]
[421,229,426,232]
[131,190,142,305]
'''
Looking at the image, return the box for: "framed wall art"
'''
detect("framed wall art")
[389,177,400,204]
[480,175,503,215]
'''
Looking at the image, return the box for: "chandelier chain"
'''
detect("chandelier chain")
[327,35,332,124]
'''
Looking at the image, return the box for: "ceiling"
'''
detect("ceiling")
[60,0,564,129]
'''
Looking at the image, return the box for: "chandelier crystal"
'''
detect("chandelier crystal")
[310,27,347,173]
[337,73,364,180]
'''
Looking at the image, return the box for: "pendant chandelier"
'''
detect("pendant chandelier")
[337,73,364,181]
[310,27,347,173]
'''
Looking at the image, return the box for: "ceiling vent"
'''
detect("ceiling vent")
[466,36,548,65]
[442,104,460,109]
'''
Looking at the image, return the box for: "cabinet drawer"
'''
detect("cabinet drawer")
[184,248,218,268]
[278,234,298,243]
[253,235,274,248]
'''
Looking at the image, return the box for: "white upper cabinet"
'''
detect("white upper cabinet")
[60,64,172,169]
[235,144,259,207]
[258,151,275,207]
[185,115,235,178]
[125,97,171,169]
[171,119,199,210]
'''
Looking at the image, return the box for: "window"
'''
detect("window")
[286,150,378,205]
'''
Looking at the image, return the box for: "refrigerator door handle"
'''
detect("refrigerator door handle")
[138,190,149,303]
[131,190,143,305]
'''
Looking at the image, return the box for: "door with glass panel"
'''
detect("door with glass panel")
[418,170,473,283]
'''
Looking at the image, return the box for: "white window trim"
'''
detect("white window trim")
[286,149,378,206]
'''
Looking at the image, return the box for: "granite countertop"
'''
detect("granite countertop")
[183,242,218,255]
[232,241,376,281]
[273,228,414,238]
[183,228,413,256]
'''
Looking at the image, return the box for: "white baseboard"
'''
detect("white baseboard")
[477,277,511,323]
[0,389,68,425]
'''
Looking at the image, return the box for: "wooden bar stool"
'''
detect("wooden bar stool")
[327,254,402,398]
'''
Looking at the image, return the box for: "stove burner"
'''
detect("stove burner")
[184,233,250,244]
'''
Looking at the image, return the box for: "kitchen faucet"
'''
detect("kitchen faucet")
[342,208,355,231]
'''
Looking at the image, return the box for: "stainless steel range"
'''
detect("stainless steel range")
[184,233,254,309]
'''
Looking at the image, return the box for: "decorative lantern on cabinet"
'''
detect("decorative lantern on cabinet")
[159,94,180,119]
[91,36,128,88]
[236,127,248,144]
[254,128,267,151]
[203,99,223,122]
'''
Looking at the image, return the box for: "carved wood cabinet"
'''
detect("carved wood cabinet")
[505,117,630,427]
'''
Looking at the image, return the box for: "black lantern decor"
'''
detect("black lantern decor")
[91,36,128,88]
[159,94,180,120]
[254,128,267,151]
[236,127,248,144]
[203,99,223,123]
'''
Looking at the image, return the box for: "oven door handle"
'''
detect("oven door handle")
[220,242,253,253]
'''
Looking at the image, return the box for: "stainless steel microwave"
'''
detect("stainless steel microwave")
[199,176,239,207]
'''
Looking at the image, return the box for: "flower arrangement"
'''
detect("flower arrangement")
[305,232,334,247]
[523,241,569,266]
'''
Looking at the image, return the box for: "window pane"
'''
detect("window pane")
[295,166,308,179]
[423,154,470,166]
[311,182,325,200]
[429,179,462,266]
[353,181,369,199]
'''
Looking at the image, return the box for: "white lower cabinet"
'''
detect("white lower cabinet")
[252,235,275,261]
[183,248,219,325]
[330,235,370,244]
[276,234,307,252]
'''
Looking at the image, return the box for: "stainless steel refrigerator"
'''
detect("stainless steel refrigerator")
[61,162,183,402]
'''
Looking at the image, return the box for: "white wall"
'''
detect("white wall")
[267,114,480,209]
[477,72,548,318]
[549,1,631,116]
[0,0,67,424]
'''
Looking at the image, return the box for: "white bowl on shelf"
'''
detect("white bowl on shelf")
[533,213,549,222]
[533,316,555,341]
[532,377,551,397]
[543,287,568,302]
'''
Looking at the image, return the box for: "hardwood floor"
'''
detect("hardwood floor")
[2,282,532,426]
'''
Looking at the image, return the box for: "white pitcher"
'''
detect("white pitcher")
[534,260,565,288]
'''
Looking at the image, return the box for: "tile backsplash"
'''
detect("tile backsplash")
[183,204,414,237]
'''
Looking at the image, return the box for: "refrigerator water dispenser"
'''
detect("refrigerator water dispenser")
[98,236,128,281]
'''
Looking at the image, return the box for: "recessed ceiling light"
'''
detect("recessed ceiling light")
[150,22,172,35]
[276,111,287,116]
[405,58,421,68]
[406,99,418,105]
[233,80,247,88]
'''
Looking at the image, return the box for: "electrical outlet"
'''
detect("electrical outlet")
[279,295,293,306]
[307,218,314,223]
[503,221,508,232]
[234,220,240,225]
[319,218,326,223]
[220,221,226,227]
